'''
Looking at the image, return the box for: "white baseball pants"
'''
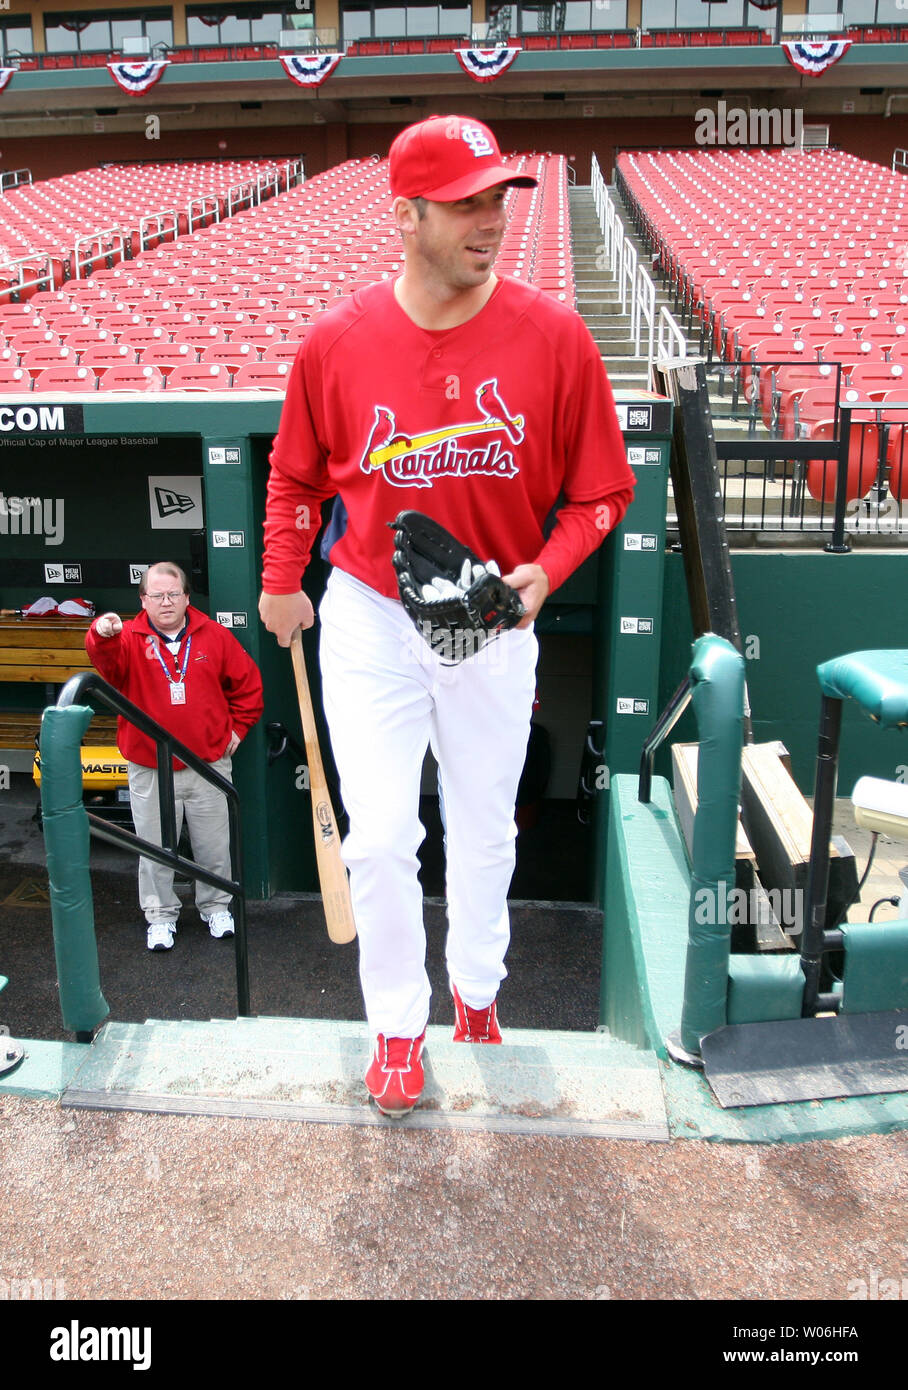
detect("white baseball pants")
[318,568,538,1039]
[127,756,234,925]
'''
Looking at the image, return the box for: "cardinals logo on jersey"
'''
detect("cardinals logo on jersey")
[359,379,525,489]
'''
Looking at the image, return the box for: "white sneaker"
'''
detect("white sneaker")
[206,911,235,939]
[147,921,175,951]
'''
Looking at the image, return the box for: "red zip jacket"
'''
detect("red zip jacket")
[85,606,263,769]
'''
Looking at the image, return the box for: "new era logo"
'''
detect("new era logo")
[154,487,195,518]
[44,563,81,583]
[208,446,241,466]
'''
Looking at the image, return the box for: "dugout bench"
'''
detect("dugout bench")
[0,614,129,817]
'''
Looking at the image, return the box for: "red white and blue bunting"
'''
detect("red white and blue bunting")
[279,52,342,87]
[0,68,15,92]
[107,60,170,95]
[782,40,851,77]
[454,46,521,83]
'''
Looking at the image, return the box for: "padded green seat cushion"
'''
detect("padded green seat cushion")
[816,650,908,728]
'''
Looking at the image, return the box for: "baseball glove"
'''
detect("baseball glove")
[389,510,525,664]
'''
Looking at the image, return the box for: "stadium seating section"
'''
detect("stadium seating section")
[0,152,573,394]
[10,24,906,70]
[619,148,908,505]
[0,158,294,297]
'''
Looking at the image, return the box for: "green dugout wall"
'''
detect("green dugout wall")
[4,389,904,903]
[659,551,908,794]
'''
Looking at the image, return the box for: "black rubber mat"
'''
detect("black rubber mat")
[0,860,603,1044]
[702,1011,908,1107]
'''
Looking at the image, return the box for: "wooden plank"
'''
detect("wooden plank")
[0,628,90,649]
[0,647,94,669]
[739,743,858,935]
[740,741,829,870]
[0,712,118,749]
[0,663,93,681]
[671,742,756,863]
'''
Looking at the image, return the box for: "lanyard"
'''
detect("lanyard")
[150,633,192,688]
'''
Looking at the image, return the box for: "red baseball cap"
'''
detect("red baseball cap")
[388,115,537,202]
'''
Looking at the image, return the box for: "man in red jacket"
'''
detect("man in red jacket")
[86,561,263,951]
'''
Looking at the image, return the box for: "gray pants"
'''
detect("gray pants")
[127,757,233,925]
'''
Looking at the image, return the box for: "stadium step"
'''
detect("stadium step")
[569,184,693,389]
[570,184,772,429]
[59,1016,669,1140]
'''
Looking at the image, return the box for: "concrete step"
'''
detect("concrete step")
[60,1016,669,1139]
[569,183,698,373]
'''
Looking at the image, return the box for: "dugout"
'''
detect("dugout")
[0,388,673,904]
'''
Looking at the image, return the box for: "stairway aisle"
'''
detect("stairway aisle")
[569,184,680,392]
[569,183,770,457]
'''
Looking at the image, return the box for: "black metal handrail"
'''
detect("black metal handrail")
[638,676,693,804]
[55,669,249,1016]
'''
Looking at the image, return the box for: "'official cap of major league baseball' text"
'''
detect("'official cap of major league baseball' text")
[388,115,538,202]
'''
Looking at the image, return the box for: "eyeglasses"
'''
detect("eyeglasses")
[145,591,185,603]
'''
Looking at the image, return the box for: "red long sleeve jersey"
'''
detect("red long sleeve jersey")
[85,607,264,769]
[263,276,635,598]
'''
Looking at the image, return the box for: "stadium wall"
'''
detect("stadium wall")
[659,551,908,796]
[2,114,908,185]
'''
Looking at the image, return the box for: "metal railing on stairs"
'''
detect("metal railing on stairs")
[590,155,686,369]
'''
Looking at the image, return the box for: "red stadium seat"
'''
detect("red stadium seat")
[135,342,195,376]
[172,325,229,350]
[876,391,908,501]
[0,366,30,389]
[32,365,97,392]
[261,341,301,363]
[197,341,256,375]
[804,418,881,504]
[232,361,291,391]
[20,344,75,374]
[79,344,137,372]
[166,362,231,391]
[117,326,169,350]
[98,365,166,393]
[228,324,280,350]
[59,326,115,354]
[846,362,907,397]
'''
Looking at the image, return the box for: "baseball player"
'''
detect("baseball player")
[87,562,264,951]
[259,115,635,1115]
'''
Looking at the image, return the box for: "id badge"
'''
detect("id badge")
[170,684,186,705]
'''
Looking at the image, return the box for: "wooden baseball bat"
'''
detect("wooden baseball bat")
[290,626,356,944]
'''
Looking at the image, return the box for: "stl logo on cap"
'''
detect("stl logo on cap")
[389,113,537,202]
[461,124,495,159]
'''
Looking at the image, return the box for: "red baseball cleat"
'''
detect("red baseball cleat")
[452,984,502,1043]
[365,1032,426,1116]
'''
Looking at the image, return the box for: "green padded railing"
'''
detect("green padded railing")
[39,704,109,1039]
[802,649,908,1016]
[677,634,746,1056]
